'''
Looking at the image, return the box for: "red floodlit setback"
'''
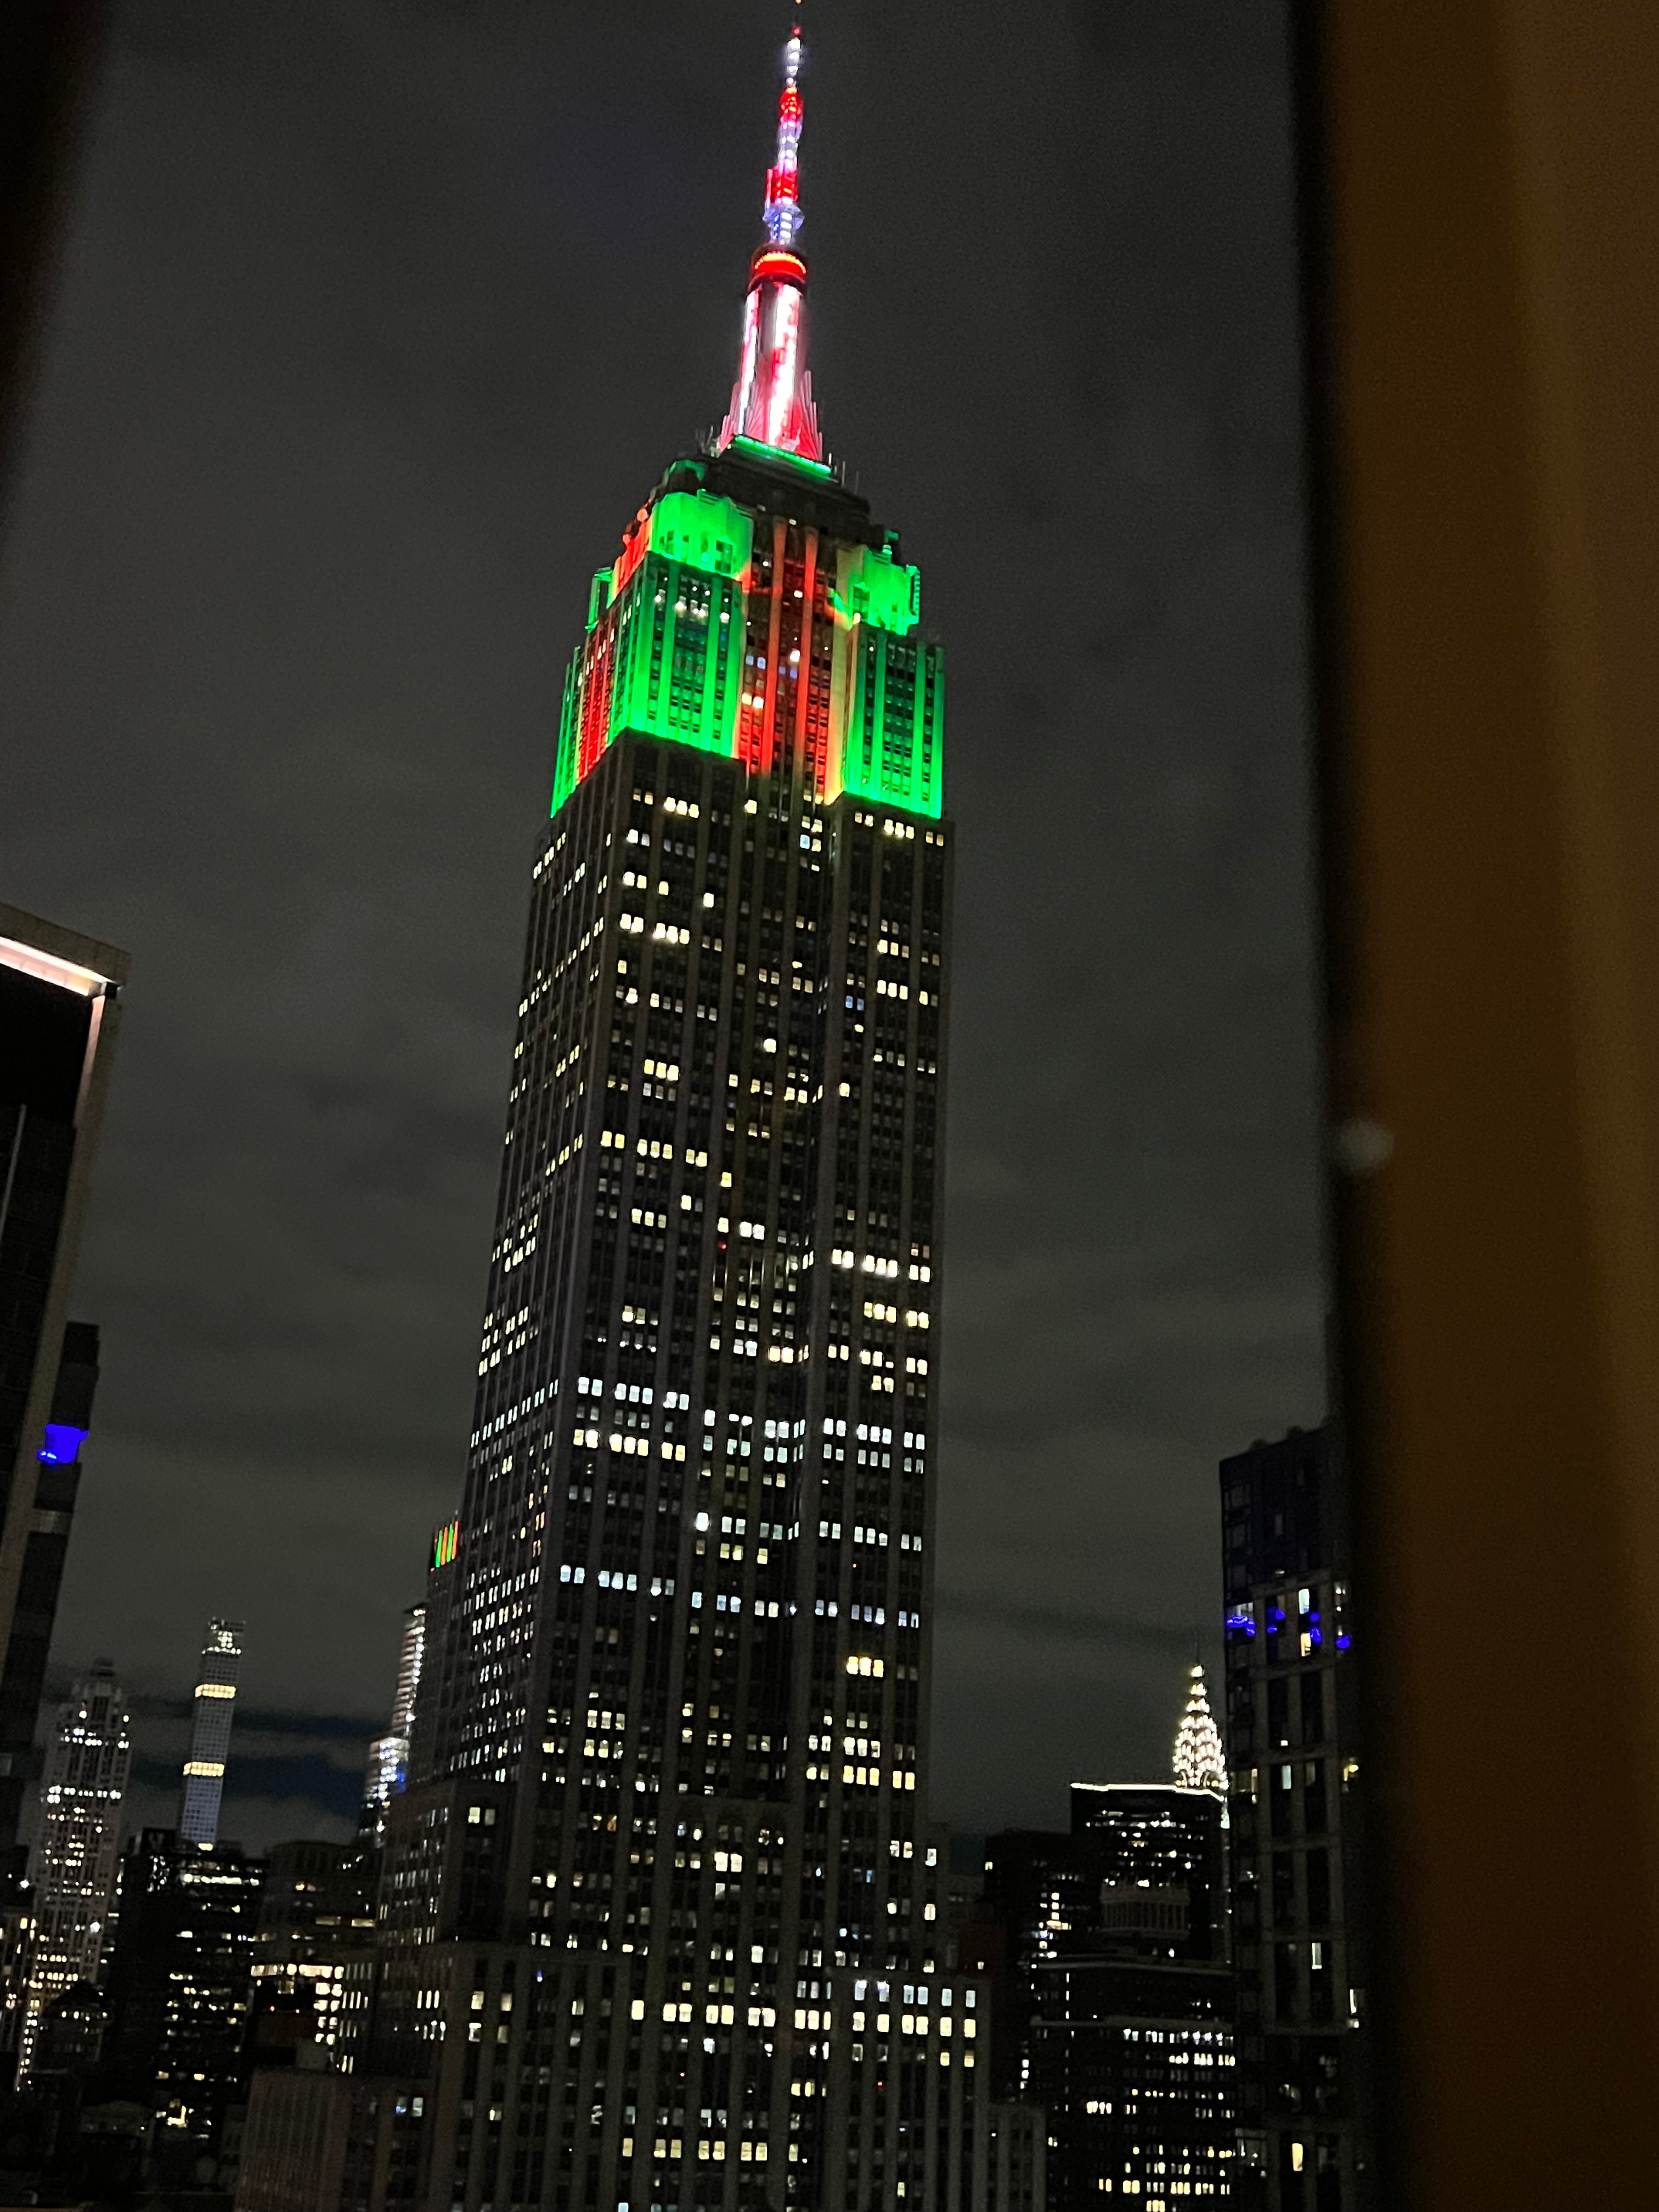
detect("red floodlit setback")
[611,506,652,599]
[716,19,825,464]
[577,628,615,783]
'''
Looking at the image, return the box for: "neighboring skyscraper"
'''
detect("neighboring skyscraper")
[0,1324,101,1835]
[15,1658,131,2080]
[979,1707,1237,2205]
[0,905,126,1852]
[1037,1785,1234,2207]
[99,1826,264,2148]
[352,19,978,2209]
[1220,1423,1371,2211]
[249,1839,379,2073]
[360,1605,425,1840]
[1173,1661,1227,1792]
[0,1323,104,2083]
[402,1516,455,1788]
[180,1618,243,1848]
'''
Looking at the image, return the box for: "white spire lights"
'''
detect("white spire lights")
[1172,1661,1227,1793]
[764,25,805,247]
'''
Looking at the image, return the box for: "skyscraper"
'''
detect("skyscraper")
[0,1323,101,1853]
[362,1606,426,1841]
[975,1700,1237,2207]
[1220,1424,1371,2211]
[16,1657,131,2080]
[180,1618,244,1848]
[100,1826,264,2148]
[249,1841,378,2073]
[356,20,981,2209]
[0,904,126,1851]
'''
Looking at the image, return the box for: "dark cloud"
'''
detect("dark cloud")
[0,0,1320,1837]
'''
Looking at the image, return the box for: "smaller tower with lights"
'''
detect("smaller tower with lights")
[179,1619,242,1848]
[360,1604,426,1840]
[16,1659,131,2080]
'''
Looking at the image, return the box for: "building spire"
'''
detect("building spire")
[716,14,824,463]
[1172,1661,1227,1793]
[764,19,806,250]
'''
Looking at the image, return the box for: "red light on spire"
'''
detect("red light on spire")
[751,249,807,286]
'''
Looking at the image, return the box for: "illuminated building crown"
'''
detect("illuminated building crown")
[546,6,945,827]
[716,16,822,462]
[1173,1662,1227,1792]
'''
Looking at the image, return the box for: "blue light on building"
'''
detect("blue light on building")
[37,1424,88,1465]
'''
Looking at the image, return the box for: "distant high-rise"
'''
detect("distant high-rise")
[360,1605,425,1839]
[180,1619,243,1847]
[1220,1423,1371,2210]
[16,1658,131,2079]
[100,1826,264,2147]
[247,1838,377,2072]
[0,904,127,1852]
[981,1711,1237,2205]
[350,17,979,2209]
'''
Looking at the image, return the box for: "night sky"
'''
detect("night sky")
[0,0,1321,1848]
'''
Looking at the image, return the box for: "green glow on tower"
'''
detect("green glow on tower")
[622,489,754,590]
[608,556,746,760]
[550,473,944,823]
[726,434,834,482]
[834,542,919,636]
[836,628,945,818]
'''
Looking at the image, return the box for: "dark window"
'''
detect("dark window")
[1269,1678,1291,1747]
[1304,1762,1328,1836]
[1300,1672,1325,1744]
[1306,1850,1331,1926]
[1272,1854,1295,1923]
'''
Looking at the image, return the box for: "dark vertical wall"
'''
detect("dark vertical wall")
[1299,8,1659,2199]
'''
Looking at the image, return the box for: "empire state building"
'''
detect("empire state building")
[357,24,984,2210]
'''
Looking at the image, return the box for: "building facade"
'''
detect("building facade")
[349,22,984,2211]
[250,1841,380,2074]
[0,905,126,1857]
[180,1618,244,1848]
[239,2063,357,2212]
[0,1323,107,2082]
[1220,1424,1370,2210]
[981,1759,1235,2206]
[16,1657,131,2079]
[100,1826,265,2148]
[0,1324,102,1850]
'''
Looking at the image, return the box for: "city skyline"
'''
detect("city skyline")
[0,0,1319,1844]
